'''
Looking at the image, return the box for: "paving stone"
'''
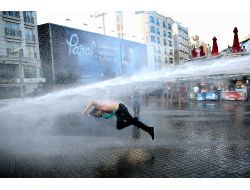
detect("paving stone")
[1,100,250,177]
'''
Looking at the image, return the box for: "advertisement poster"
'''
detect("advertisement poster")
[39,24,147,84]
[205,92,219,100]
[222,91,245,100]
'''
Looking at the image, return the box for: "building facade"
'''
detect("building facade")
[87,11,175,70]
[173,22,190,64]
[0,11,44,98]
[130,11,175,70]
[189,35,212,57]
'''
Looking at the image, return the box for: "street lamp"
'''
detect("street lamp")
[11,48,24,99]
[97,26,104,34]
[82,23,88,30]
[65,18,71,26]
[90,12,106,35]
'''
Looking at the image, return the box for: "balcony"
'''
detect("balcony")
[5,28,22,40]
[25,34,36,44]
[2,11,21,21]
[26,52,38,60]
[6,48,23,58]
[24,16,34,26]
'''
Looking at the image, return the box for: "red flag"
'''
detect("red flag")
[200,45,205,57]
[192,48,197,58]
[232,27,240,53]
[211,37,219,56]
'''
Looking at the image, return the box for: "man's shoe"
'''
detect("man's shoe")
[134,117,138,121]
[149,127,154,140]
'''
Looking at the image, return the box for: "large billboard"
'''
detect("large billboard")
[38,23,147,84]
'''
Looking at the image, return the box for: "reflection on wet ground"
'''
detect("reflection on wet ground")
[0,98,250,177]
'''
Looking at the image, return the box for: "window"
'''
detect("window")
[169,58,173,63]
[150,16,155,24]
[150,25,156,33]
[164,48,167,54]
[168,32,172,39]
[169,49,173,55]
[24,66,36,78]
[150,35,156,43]
[157,37,160,45]
[163,21,166,28]
[5,22,21,37]
[156,28,160,35]
[23,11,32,17]
[163,39,167,46]
[25,28,35,42]
[7,42,20,50]
[156,18,160,25]
[165,57,168,63]
[23,11,34,24]
[168,40,172,47]
[3,11,20,19]
[0,64,17,79]
[26,46,36,59]
[163,30,167,37]
[168,23,172,30]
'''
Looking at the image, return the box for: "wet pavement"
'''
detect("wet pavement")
[0,97,250,177]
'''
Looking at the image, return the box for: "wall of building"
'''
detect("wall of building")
[173,23,190,63]
[0,11,45,98]
[130,12,175,70]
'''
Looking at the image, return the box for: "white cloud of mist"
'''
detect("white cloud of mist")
[0,54,250,157]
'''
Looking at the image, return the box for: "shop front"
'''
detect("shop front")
[222,79,248,101]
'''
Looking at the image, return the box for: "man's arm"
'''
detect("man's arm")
[81,101,99,115]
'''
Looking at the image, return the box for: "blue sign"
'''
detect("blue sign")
[197,93,206,101]
[205,92,219,100]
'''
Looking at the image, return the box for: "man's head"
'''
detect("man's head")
[89,108,103,118]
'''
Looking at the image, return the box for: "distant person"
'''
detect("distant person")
[130,87,141,139]
[82,101,154,140]
[242,85,248,100]
[178,85,186,102]
[130,87,141,118]
[248,85,250,101]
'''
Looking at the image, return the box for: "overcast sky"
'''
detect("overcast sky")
[3,0,250,50]
[36,10,250,50]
